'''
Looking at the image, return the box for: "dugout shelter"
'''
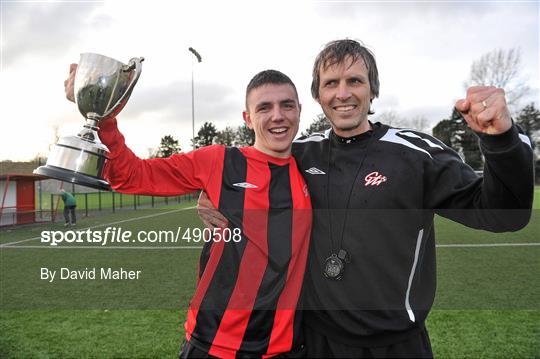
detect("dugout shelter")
[0,174,45,226]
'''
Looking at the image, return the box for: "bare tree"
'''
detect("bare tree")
[375,111,430,132]
[464,48,529,109]
[301,114,331,136]
[409,115,430,133]
[375,111,406,128]
[49,124,60,151]
[147,147,159,159]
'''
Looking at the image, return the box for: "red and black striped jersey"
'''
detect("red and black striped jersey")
[99,119,312,358]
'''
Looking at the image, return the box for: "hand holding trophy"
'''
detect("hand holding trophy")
[34,54,144,190]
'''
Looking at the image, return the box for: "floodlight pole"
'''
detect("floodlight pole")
[188,47,202,150]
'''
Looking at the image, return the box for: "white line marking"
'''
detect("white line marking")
[436,243,540,248]
[0,206,196,248]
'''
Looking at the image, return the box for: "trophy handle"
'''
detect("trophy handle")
[102,57,145,120]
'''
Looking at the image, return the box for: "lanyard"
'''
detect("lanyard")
[324,129,374,280]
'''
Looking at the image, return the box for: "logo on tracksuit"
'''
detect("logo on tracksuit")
[305,167,326,175]
[365,172,387,186]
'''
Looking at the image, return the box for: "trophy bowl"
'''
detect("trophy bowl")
[34,53,144,190]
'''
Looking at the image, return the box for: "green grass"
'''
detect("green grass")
[0,310,184,358]
[427,310,539,358]
[1,191,539,358]
[3,310,536,358]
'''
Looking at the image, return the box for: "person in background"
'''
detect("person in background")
[60,188,77,227]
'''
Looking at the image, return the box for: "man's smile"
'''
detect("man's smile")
[333,104,357,112]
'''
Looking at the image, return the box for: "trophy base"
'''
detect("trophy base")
[34,165,111,191]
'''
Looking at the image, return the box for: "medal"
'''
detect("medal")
[323,249,349,280]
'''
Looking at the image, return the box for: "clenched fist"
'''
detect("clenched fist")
[455,86,512,135]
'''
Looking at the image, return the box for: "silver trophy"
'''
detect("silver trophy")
[34,53,144,190]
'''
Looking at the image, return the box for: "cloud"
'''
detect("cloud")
[311,2,538,63]
[120,80,239,127]
[2,2,108,68]
[1,1,537,160]
[313,2,504,21]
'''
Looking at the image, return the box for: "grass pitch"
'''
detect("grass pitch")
[1,191,539,358]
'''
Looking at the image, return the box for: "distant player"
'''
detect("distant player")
[59,189,76,227]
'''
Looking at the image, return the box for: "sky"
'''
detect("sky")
[1,0,538,161]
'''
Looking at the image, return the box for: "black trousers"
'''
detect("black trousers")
[179,340,215,358]
[63,205,76,224]
[304,325,433,358]
[179,339,306,358]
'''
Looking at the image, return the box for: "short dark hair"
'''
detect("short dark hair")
[311,39,380,112]
[245,70,298,111]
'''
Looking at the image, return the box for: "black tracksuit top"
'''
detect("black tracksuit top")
[292,122,534,346]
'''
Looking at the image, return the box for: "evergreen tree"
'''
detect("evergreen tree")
[215,126,236,146]
[432,108,483,170]
[192,122,218,149]
[515,103,540,184]
[156,135,181,158]
[235,123,255,146]
[515,103,540,139]
[432,119,455,147]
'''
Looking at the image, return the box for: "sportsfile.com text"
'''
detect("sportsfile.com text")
[40,226,242,246]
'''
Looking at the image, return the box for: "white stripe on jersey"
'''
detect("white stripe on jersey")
[399,131,444,150]
[379,128,435,158]
[405,229,424,323]
[294,129,331,143]
[518,133,532,148]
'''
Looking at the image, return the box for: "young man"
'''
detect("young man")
[199,40,534,357]
[64,69,312,358]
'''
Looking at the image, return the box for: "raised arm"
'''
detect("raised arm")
[64,63,220,196]
[427,86,533,231]
[98,119,220,196]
